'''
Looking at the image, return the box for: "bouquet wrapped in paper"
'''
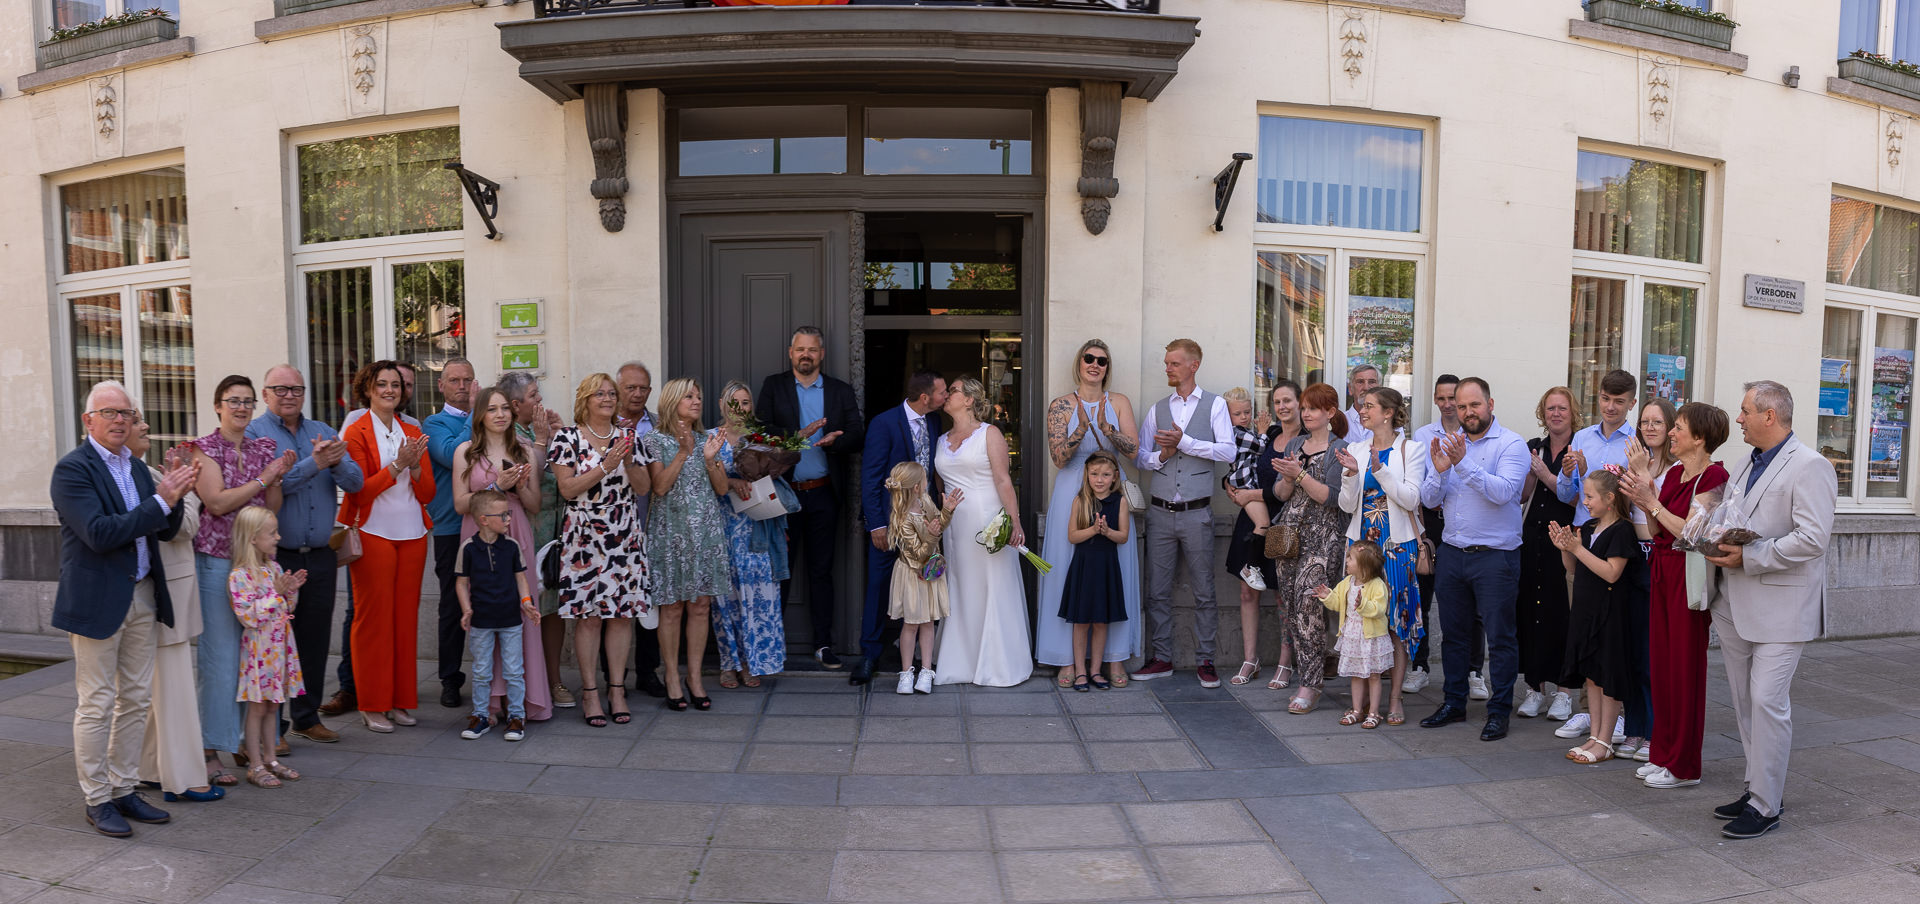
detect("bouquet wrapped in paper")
[726,398,811,481]
[975,508,1053,574]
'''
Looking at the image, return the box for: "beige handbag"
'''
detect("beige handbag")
[329,521,363,567]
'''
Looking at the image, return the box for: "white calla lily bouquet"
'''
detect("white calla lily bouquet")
[975,508,1053,574]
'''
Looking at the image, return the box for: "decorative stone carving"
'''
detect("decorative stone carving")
[1881,110,1907,194]
[1890,115,1905,169]
[1077,80,1121,236]
[584,82,629,233]
[1638,54,1675,148]
[90,74,123,161]
[1328,5,1380,108]
[342,22,385,117]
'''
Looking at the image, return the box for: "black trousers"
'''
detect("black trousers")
[276,545,338,730]
[784,485,840,649]
[1412,506,1482,673]
[335,579,354,694]
[433,532,466,691]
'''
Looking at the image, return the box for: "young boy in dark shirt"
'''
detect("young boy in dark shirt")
[456,490,538,741]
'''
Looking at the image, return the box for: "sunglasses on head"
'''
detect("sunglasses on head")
[1082,353,1109,367]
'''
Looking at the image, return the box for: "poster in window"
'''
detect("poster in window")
[1819,357,1853,418]
[1871,347,1913,429]
[1873,347,1913,386]
[1644,353,1687,405]
[1870,424,1904,482]
[1346,295,1414,394]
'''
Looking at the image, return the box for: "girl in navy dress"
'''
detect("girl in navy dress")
[1057,452,1130,692]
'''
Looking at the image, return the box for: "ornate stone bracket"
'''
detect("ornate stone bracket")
[1078,80,1121,235]
[584,82,629,233]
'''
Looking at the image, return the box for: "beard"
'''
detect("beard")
[1460,414,1487,435]
[795,359,819,376]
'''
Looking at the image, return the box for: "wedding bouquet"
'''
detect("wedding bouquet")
[727,399,808,481]
[975,508,1053,574]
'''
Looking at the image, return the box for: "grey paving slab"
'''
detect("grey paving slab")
[504,733,638,768]
[622,739,747,771]
[1809,812,1920,863]
[1124,800,1266,844]
[0,713,76,747]
[236,783,465,897]
[836,774,1151,806]
[432,790,592,838]
[195,883,343,904]
[844,805,991,850]
[998,849,1157,902]
[860,716,965,743]
[1581,849,1769,904]
[1145,679,1235,704]
[571,799,721,845]
[867,691,961,715]
[1059,689,1164,714]
[1284,732,1414,764]
[712,803,850,850]
[693,848,834,903]
[337,752,544,792]
[1146,842,1308,898]
[756,715,860,743]
[534,764,839,804]
[965,716,1075,743]
[970,742,1090,774]
[1343,785,1501,833]
[1243,794,1453,904]
[1792,867,1920,903]
[0,740,64,777]
[1444,865,1631,904]
[0,824,123,882]
[644,713,759,741]
[963,693,1064,716]
[742,742,855,773]
[138,803,320,856]
[534,841,704,898]
[1139,757,1483,800]
[829,850,999,903]
[1462,776,1613,820]
[1843,736,1920,772]
[852,742,971,775]
[378,828,555,888]
[1704,826,1880,886]
[1084,741,1207,772]
[1518,811,1678,861]
[0,875,46,904]
[0,778,84,823]
[6,889,128,904]
[766,692,863,716]
[1391,823,1563,878]
[987,804,1133,850]
[341,876,518,904]
[1163,702,1296,768]
[1072,714,1181,741]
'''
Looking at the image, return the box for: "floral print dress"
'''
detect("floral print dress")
[549,427,654,620]
[713,434,789,676]
[642,430,733,603]
[229,564,303,704]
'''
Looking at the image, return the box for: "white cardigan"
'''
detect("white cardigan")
[1338,431,1428,545]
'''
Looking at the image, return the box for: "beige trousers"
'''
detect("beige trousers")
[140,639,204,793]
[1711,605,1804,818]
[70,582,156,806]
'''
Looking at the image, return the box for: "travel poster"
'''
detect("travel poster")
[1820,357,1852,418]
[1645,353,1687,405]
[1870,424,1905,482]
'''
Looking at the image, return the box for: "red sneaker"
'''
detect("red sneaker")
[1196,660,1222,688]
[1130,659,1174,681]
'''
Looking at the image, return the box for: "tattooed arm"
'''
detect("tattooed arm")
[1102,393,1139,458]
[1046,395,1089,469]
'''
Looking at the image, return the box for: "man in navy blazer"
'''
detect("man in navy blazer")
[51,382,196,838]
[855,371,949,685]
[756,327,866,669]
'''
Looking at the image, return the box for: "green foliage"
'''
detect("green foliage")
[298,127,463,244]
[1850,50,1920,79]
[43,8,171,45]
[1610,0,1737,28]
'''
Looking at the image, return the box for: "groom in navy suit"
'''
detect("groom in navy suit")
[855,371,949,685]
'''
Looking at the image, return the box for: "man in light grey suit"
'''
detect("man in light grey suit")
[1704,380,1837,840]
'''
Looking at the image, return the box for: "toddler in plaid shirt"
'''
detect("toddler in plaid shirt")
[1222,388,1271,590]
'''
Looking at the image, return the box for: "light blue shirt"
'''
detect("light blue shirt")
[89,436,170,580]
[1556,420,1635,524]
[247,414,365,549]
[1418,417,1530,550]
[793,376,827,482]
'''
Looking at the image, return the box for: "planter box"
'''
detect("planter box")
[1586,0,1735,52]
[275,0,372,16]
[35,15,177,70]
[1839,57,1920,103]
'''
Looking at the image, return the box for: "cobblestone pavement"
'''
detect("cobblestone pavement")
[4,636,1920,904]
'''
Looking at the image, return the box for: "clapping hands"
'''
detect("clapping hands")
[392,436,428,472]
[155,456,199,507]
[1334,447,1360,477]
[1430,432,1467,472]
[496,462,532,491]
[260,450,296,485]
[312,436,347,468]
[273,568,308,601]
[1546,521,1578,552]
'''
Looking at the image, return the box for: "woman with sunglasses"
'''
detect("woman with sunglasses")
[1036,340,1142,688]
[184,375,294,785]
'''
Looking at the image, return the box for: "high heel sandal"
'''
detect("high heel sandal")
[718,670,740,690]
[608,680,632,725]
[1230,661,1260,686]
[579,685,608,728]
[690,693,712,711]
[1268,665,1294,690]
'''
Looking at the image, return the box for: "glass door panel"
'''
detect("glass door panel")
[136,285,195,460]
[1347,257,1417,397]
[392,259,466,423]
[1641,283,1696,406]
[862,328,1024,488]
[1819,308,1864,497]
[69,293,125,437]
[1869,313,1916,498]
[1254,251,1328,396]
[305,267,375,429]
[1569,275,1628,425]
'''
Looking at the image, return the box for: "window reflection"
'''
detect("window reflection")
[678,105,847,176]
[1257,117,1421,232]
[1254,251,1328,395]
[864,108,1032,175]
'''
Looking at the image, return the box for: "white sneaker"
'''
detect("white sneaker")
[1644,767,1700,789]
[1555,713,1592,739]
[1401,668,1429,693]
[914,668,935,694]
[1546,691,1573,721]
[1239,564,1268,591]
[1516,689,1544,718]
[1612,716,1626,745]
[896,669,916,695]
[1468,672,1490,700]
[1636,762,1663,778]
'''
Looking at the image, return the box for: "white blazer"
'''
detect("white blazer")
[1707,440,1838,644]
[1338,431,1428,545]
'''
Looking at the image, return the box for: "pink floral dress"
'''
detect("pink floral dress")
[229,564,304,703]
[187,432,279,558]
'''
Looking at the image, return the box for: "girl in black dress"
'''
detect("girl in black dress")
[1549,470,1643,764]
[1059,452,1130,692]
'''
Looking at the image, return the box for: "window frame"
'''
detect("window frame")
[1844,0,1910,57]
[48,154,193,452]
[1823,218,1920,511]
[285,114,465,422]
[1568,143,1716,417]
[1252,108,1435,422]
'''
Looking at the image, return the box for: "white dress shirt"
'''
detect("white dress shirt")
[1135,389,1236,472]
[363,413,427,541]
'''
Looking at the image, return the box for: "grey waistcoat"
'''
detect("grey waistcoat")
[1149,391,1219,503]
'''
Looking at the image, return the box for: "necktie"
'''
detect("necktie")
[911,417,929,470]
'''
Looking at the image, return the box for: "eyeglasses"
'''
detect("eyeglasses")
[1082,353,1109,367]
[590,390,619,400]
[480,510,514,521]
[220,397,258,409]
[88,408,139,422]
[264,385,307,397]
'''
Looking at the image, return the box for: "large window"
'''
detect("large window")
[672,101,1037,178]
[1254,115,1428,410]
[57,166,194,464]
[1569,149,1708,422]
[294,124,465,428]
[1824,194,1920,507]
[1838,0,1920,61]
[50,0,178,30]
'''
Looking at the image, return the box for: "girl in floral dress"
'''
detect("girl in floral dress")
[228,506,305,789]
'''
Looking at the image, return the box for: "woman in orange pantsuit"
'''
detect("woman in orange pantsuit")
[338,360,435,734]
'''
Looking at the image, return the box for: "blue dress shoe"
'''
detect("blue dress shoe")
[85,802,132,837]
[163,787,226,803]
[111,791,170,824]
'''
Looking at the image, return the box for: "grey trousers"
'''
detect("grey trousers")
[1712,606,1804,818]
[1143,506,1217,663]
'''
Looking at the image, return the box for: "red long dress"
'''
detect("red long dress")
[1647,461,1728,781]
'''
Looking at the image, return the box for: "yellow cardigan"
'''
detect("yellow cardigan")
[1322,577,1389,639]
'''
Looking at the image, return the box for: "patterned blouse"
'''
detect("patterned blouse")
[187,431,279,559]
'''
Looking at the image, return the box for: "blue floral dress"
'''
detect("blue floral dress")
[642,430,733,603]
[1356,448,1425,654]
[713,433,789,676]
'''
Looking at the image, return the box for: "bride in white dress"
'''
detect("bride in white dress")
[933,377,1034,687]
